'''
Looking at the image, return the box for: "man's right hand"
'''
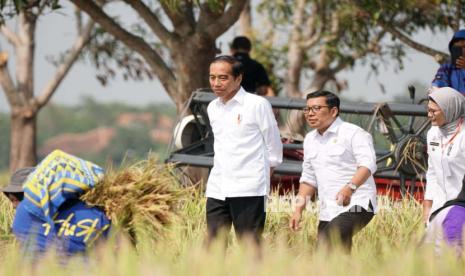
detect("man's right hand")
[289,211,302,231]
[457,56,465,69]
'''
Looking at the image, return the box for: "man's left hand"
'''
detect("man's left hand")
[335,185,353,206]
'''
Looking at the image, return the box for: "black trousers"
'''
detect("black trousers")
[206,196,266,244]
[317,204,374,251]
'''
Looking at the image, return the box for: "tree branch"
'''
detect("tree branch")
[70,0,177,96]
[0,25,21,47]
[159,0,193,36]
[204,0,247,39]
[37,0,49,16]
[301,2,322,49]
[332,30,386,74]
[36,20,94,109]
[75,6,83,34]
[197,2,221,32]
[323,11,340,44]
[380,22,448,60]
[0,51,18,106]
[123,0,173,45]
[285,0,306,98]
[181,1,196,32]
[453,0,461,32]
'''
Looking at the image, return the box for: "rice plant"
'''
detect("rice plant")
[0,160,464,275]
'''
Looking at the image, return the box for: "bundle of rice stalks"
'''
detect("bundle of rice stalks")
[81,157,187,245]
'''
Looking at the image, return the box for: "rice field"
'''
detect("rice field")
[0,165,464,275]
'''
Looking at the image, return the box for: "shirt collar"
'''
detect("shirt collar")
[326,117,343,134]
[314,117,343,137]
[218,87,246,106]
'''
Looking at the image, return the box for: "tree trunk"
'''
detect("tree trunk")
[285,0,306,99]
[286,43,304,98]
[238,0,252,37]
[307,69,333,93]
[9,112,37,172]
[286,68,333,137]
[170,38,217,113]
[7,11,37,172]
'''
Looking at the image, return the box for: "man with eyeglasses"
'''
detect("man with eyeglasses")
[289,90,377,251]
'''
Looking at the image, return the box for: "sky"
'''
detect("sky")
[0,4,453,112]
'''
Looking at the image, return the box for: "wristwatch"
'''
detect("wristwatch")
[347,182,358,192]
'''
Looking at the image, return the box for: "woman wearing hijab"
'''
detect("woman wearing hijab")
[423,87,465,254]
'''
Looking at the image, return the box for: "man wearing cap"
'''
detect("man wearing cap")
[2,167,35,209]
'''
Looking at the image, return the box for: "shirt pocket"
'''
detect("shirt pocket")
[325,144,348,164]
[327,145,347,156]
[427,144,443,177]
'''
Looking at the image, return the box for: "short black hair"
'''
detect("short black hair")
[211,55,244,78]
[231,36,252,51]
[306,90,340,116]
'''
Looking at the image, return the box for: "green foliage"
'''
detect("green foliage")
[255,0,392,90]
[254,0,461,93]
[83,26,157,86]
[0,0,61,22]
[352,0,464,60]
[354,0,455,32]
[79,0,236,88]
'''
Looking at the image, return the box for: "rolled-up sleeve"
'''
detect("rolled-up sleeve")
[351,129,377,175]
[257,99,283,167]
[299,137,317,188]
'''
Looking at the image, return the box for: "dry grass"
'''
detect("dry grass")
[81,157,187,247]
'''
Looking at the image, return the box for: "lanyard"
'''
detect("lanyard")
[441,117,463,155]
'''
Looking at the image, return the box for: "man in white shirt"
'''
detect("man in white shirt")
[289,90,377,251]
[206,55,283,243]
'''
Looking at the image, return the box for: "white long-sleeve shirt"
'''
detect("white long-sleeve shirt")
[425,122,465,215]
[206,87,283,200]
[300,117,378,221]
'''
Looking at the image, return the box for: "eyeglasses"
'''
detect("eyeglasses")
[303,105,330,114]
[426,108,441,115]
